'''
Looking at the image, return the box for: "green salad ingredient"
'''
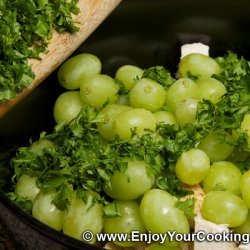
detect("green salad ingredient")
[202,190,248,227]
[2,51,250,248]
[0,0,80,102]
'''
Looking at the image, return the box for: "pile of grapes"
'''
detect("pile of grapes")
[13,52,250,249]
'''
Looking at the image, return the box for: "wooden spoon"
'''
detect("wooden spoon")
[0,0,122,117]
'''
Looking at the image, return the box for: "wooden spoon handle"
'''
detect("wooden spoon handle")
[0,0,122,117]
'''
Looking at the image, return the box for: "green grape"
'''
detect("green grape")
[202,161,242,195]
[196,77,227,103]
[103,200,145,247]
[175,98,198,127]
[241,113,250,145]
[129,78,166,112]
[175,148,210,185]
[154,110,179,129]
[15,174,40,202]
[146,243,181,250]
[104,160,155,200]
[32,192,63,231]
[58,53,101,90]
[240,170,250,208]
[202,191,248,227]
[63,193,103,244]
[30,139,54,156]
[97,104,132,140]
[198,130,235,162]
[234,211,250,234]
[80,74,119,109]
[179,53,221,78]
[140,189,189,245]
[115,108,156,140]
[53,91,85,124]
[115,65,143,90]
[165,78,199,112]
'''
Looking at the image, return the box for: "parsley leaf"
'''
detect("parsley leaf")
[0,0,79,102]
[142,66,175,90]
[6,192,33,213]
[175,197,195,219]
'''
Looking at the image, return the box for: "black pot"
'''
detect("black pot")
[0,0,250,249]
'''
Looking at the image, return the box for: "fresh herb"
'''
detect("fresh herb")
[9,106,193,210]
[142,66,175,90]
[103,202,121,218]
[6,192,33,213]
[5,52,250,211]
[192,52,250,149]
[175,197,195,219]
[0,0,80,102]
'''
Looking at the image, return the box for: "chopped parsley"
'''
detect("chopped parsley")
[0,0,80,102]
[3,52,250,213]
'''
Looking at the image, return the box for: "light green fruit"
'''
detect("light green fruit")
[58,53,101,90]
[80,74,119,109]
[30,139,54,156]
[53,91,85,123]
[104,160,155,200]
[175,98,198,127]
[63,193,103,244]
[115,108,156,140]
[240,170,250,208]
[196,77,227,103]
[202,191,248,227]
[15,175,40,202]
[115,65,143,90]
[198,130,235,162]
[179,53,221,78]
[202,161,242,195]
[154,110,179,129]
[129,78,166,112]
[140,189,189,239]
[234,211,250,234]
[103,200,145,247]
[175,148,210,185]
[32,192,63,231]
[97,104,132,140]
[165,78,199,112]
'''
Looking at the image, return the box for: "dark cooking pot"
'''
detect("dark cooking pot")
[0,0,250,249]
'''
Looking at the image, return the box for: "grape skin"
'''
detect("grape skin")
[32,192,63,231]
[63,194,103,244]
[15,175,40,202]
[140,189,189,246]
[202,161,242,195]
[115,108,156,140]
[129,78,166,112]
[240,170,250,208]
[175,148,210,185]
[103,200,145,247]
[179,53,221,78]
[202,191,248,227]
[104,160,155,200]
[115,65,143,90]
[53,91,85,123]
[58,53,101,90]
